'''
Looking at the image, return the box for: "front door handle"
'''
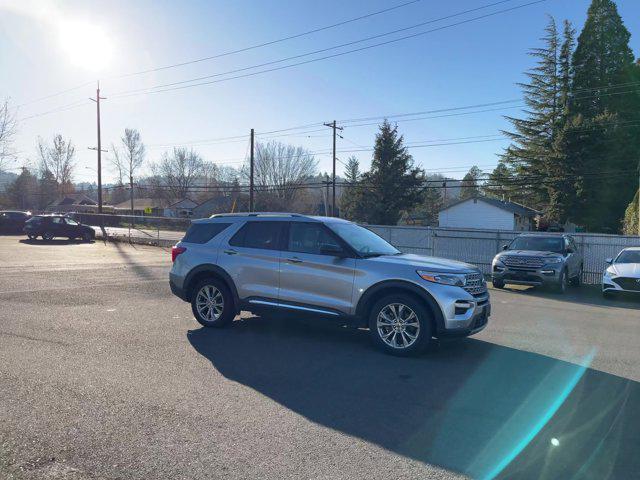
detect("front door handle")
[223,249,238,255]
[286,257,303,263]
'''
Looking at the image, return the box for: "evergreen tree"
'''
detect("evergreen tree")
[339,156,363,221]
[483,162,519,201]
[5,167,39,210]
[459,166,482,200]
[38,170,58,209]
[569,0,640,231]
[502,16,572,209]
[354,120,424,225]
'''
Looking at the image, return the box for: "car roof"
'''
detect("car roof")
[621,247,640,251]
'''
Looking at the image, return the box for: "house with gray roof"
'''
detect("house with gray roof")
[438,196,540,231]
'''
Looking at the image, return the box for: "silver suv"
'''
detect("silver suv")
[492,234,583,293]
[169,213,490,356]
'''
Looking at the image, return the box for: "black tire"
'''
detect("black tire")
[42,231,54,241]
[569,266,582,287]
[555,269,568,294]
[190,277,235,328]
[602,290,615,299]
[27,234,37,240]
[368,293,432,357]
[492,279,505,289]
[82,231,93,242]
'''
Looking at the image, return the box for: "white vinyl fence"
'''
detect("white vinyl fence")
[367,225,640,284]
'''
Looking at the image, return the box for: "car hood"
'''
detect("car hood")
[497,250,563,259]
[610,263,640,277]
[365,253,478,273]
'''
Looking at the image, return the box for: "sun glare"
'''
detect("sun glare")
[58,19,114,71]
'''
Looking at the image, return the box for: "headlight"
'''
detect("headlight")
[603,268,615,278]
[544,257,562,264]
[417,270,466,287]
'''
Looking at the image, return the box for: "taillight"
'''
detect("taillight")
[172,246,186,262]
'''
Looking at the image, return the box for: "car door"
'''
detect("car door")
[278,221,356,315]
[217,221,285,302]
[63,217,82,236]
[50,217,67,237]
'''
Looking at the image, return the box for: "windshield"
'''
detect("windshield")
[508,236,564,253]
[328,223,399,257]
[615,250,640,264]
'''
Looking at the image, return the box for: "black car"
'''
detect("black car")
[0,210,31,234]
[24,215,95,242]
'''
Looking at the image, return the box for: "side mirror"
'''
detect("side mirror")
[320,243,346,257]
[502,244,509,251]
[605,258,613,265]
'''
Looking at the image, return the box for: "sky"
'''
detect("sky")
[1,0,639,184]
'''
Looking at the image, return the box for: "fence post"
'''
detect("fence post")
[495,231,501,254]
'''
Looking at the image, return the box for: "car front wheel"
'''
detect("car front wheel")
[42,231,54,241]
[555,269,568,294]
[190,278,235,328]
[368,294,432,356]
[82,231,93,242]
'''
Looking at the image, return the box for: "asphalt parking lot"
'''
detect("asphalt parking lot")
[1,236,639,480]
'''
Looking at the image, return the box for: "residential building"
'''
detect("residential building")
[438,196,540,231]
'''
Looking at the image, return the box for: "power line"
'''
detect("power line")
[115,0,425,78]
[110,0,547,98]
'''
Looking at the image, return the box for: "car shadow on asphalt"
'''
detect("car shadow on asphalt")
[495,284,640,310]
[188,316,639,479]
[18,238,94,246]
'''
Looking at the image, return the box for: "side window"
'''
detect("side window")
[182,223,230,244]
[52,217,63,224]
[287,222,342,255]
[229,221,283,250]
[64,218,79,225]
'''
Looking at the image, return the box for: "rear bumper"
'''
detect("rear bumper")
[170,274,188,301]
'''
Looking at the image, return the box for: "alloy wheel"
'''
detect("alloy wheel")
[376,303,420,349]
[195,285,224,322]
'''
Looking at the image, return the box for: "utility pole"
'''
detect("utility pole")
[323,120,343,217]
[323,174,331,216]
[249,128,255,212]
[89,83,107,214]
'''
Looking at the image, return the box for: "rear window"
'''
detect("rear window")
[229,221,284,250]
[182,223,231,244]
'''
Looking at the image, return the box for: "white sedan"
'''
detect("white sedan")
[602,247,640,298]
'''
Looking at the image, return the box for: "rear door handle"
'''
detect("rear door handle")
[286,257,303,263]
[223,249,238,255]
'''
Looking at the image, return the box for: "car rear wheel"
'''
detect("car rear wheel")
[27,234,37,240]
[190,278,235,328]
[42,231,54,241]
[368,294,432,356]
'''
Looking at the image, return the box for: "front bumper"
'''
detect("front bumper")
[420,282,491,337]
[492,263,562,286]
[602,275,640,294]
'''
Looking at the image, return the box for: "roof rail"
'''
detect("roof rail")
[209,212,312,219]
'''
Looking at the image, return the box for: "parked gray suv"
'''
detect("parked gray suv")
[492,234,583,293]
[169,213,490,356]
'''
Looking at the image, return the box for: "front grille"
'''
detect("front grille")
[502,255,544,270]
[464,272,487,296]
[613,277,640,291]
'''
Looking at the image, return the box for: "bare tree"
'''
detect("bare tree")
[37,134,75,192]
[151,147,204,200]
[110,128,146,185]
[250,141,317,211]
[110,128,145,213]
[0,99,17,172]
